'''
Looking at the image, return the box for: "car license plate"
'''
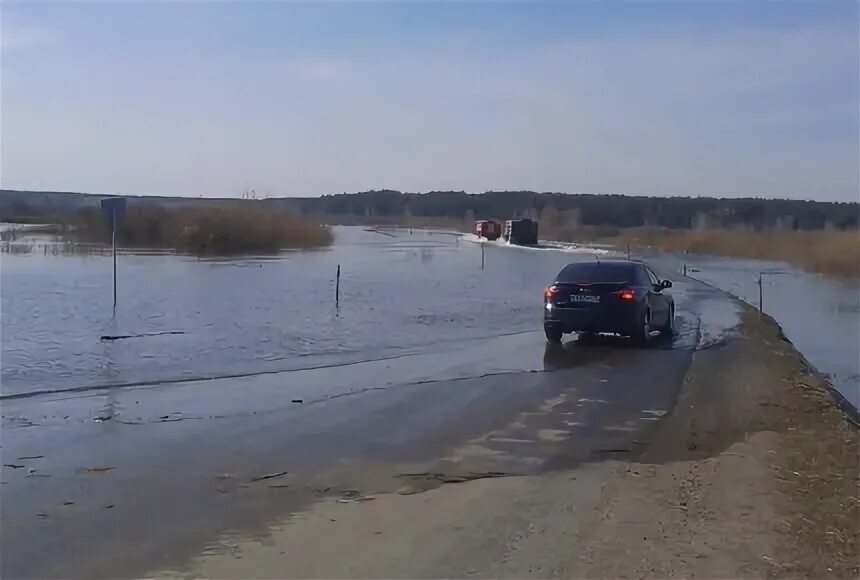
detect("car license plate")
[571,294,600,303]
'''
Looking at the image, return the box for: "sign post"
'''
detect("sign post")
[100,198,127,311]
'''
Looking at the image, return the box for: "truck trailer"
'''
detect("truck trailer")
[503,219,538,245]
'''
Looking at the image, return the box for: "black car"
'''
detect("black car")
[543,260,674,344]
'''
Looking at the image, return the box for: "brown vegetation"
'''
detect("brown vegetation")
[65,206,333,255]
[538,221,860,278]
[612,228,860,278]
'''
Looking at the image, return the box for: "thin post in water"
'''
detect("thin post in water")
[758,272,763,314]
[100,197,126,313]
[112,214,117,311]
[481,243,485,270]
[336,264,341,306]
[626,243,631,260]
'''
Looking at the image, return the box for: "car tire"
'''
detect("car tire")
[632,310,651,346]
[659,306,675,336]
[545,327,563,344]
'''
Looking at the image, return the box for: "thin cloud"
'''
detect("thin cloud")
[0,25,60,53]
[286,56,352,83]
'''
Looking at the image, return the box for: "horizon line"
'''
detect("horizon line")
[1,188,855,205]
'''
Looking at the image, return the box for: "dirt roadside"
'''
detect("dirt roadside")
[574,305,858,578]
[158,306,858,579]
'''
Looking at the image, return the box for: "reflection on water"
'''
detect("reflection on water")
[2,242,104,256]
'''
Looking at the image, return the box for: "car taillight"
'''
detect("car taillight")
[616,289,635,301]
[544,286,560,301]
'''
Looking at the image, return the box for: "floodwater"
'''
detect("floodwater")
[2,226,856,413]
[2,227,727,580]
[1,228,582,399]
[655,251,860,410]
[5,223,857,580]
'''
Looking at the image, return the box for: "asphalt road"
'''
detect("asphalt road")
[1,272,739,579]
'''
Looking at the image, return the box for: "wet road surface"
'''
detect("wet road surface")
[1,229,741,578]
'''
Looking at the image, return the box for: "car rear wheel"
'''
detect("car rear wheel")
[659,306,675,336]
[545,327,563,344]
[633,310,651,345]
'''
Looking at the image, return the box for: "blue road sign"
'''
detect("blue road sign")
[100,197,127,227]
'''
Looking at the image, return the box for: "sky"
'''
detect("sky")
[1,0,858,202]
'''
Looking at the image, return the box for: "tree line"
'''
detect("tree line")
[2,189,857,231]
[291,190,858,231]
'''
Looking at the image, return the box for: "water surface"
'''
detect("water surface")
[3,227,855,412]
[2,228,577,397]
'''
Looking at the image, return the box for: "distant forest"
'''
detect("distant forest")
[292,190,858,231]
[1,189,857,231]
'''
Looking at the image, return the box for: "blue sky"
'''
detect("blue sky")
[2,0,858,201]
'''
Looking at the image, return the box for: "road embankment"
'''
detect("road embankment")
[160,303,858,579]
[574,304,858,578]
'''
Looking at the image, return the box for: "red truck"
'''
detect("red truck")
[474,220,502,241]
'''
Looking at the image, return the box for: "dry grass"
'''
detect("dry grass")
[551,226,860,278]
[764,357,860,576]
[65,206,333,255]
[741,309,859,577]
[772,411,860,578]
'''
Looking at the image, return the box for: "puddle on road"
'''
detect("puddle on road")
[692,292,742,351]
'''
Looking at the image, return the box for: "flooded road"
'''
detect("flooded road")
[3,228,574,399]
[0,227,779,578]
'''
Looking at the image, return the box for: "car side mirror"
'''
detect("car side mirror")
[660,279,673,290]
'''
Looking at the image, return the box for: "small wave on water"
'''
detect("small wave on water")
[461,233,613,256]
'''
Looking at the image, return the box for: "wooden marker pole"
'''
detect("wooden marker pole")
[112,213,117,311]
[758,272,763,314]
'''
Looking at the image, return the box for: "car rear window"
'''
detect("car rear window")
[556,263,636,283]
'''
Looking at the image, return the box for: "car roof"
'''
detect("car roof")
[555,260,646,283]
